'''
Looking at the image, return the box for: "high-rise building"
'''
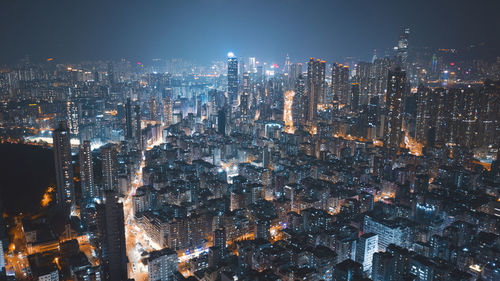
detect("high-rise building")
[415,85,433,145]
[396,27,410,70]
[66,89,79,137]
[372,251,394,281]
[249,57,256,73]
[96,191,127,281]
[79,140,96,202]
[227,52,238,106]
[101,144,118,192]
[372,58,390,107]
[135,104,142,149]
[332,63,350,106]
[355,233,378,274]
[163,96,173,127]
[384,67,406,149]
[218,107,226,136]
[306,58,326,121]
[386,244,411,280]
[214,227,226,249]
[125,98,133,140]
[351,83,360,113]
[293,74,306,128]
[148,248,178,281]
[53,121,75,210]
[356,61,373,106]
[241,72,250,115]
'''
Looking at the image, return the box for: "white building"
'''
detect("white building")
[355,232,378,274]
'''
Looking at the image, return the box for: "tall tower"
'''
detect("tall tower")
[96,191,127,281]
[53,122,75,210]
[293,74,306,128]
[240,72,250,115]
[332,63,350,106]
[306,58,325,122]
[163,96,173,127]
[218,107,226,136]
[227,52,239,106]
[384,67,406,149]
[66,88,79,137]
[135,105,142,150]
[101,144,118,192]
[125,98,133,140]
[396,27,410,70]
[79,140,96,202]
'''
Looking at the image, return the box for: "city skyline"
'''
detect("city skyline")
[0,1,499,281]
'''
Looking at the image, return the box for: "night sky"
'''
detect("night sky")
[0,0,499,64]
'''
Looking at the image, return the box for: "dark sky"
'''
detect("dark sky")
[0,0,499,64]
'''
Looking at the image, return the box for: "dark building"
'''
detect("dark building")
[334,259,363,281]
[96,191,128,281]
[218,107,226,136]
[384,67,406,149]
[53,121,75,211]
[307,58,326,121]
[125,98,133,140]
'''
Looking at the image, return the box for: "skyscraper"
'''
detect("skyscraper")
[66,88,79,137]
[396,27,410,70]
[384,67,406,149]
[350,83,360,113]
[125,98,133,140]
[307,58,326,121]
[241,72,250,115]
[163,96,173,127]
[53,121,75,210]
[293,74,306,128]
[332,63,350,106]
[79,140,96,202]
[356,61,373,106]
[101,144,118,192]
[135,104,142,149]
[96,191,127,281]
[227,52,238,106]
[218,107,226,136]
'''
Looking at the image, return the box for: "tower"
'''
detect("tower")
[293,74,306,128]
[79,140,96,202]
[384,67,406,149]
[101,144,118,192]
[163,96,173,127]
[396,27,410,70]
[125,98,133,140]
[218,107,226,136]
[66,88,79,137]
[227,52,238,106]
[53,121,75,211]
[306,58,326,122]
[135,104,142,149]
[96,191,127,281]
